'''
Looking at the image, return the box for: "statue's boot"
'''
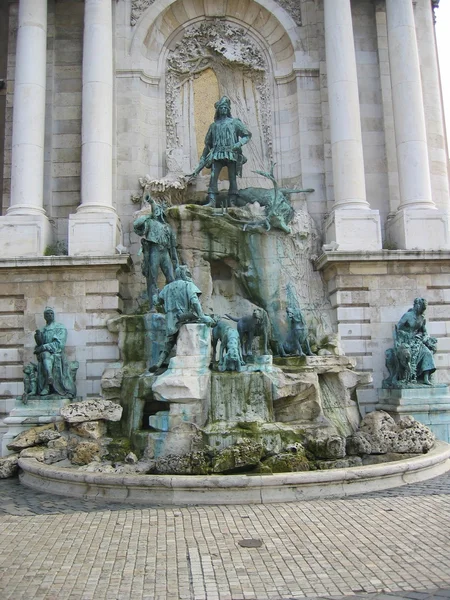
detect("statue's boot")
[423,372,432,385]
[228,193,238,208]
[203,193,216,208]
[40,387,49,395]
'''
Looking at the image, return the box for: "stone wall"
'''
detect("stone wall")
[0,257,131,447]
[317,251,450,414]
[2,0,448,258]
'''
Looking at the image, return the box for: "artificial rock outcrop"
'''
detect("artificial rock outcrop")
[346,411,435,455]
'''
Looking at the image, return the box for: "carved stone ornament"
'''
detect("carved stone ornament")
[131,0,302,28]
[166,20,273,164]
[276,0,302,26]
[130,0,155,26]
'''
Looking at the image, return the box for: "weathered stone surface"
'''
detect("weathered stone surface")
[43,447,68,464]
[346,432,373,455]
[362,452,422,466]
[37,429,61,444]
[152,325,211,405]
[306,435,346,459]
[155,452,210,475]
[47,436,68,450]
[20,446,45,461]
[79,460,155,474]
[360,410,396,436]
[0,454,19,478]
[282,442,305,454]
[101,367,124,401]
[354,411,435,454]
[263,453,310,473]
[212,440,265,473]
[315,457,363,469]
[70,420,107,440]
[61,398,123,423]
[125,452,138,464]
[70,441,102,465]
[7,423,57,451]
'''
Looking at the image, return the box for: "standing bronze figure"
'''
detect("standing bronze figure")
[189,96,252,207]
[133,198,179,310]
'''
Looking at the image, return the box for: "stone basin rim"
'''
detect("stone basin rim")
[17,442,450,505]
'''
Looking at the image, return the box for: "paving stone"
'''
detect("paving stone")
[1,473,450,598]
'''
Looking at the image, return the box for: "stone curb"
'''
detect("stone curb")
[18,441,450,505]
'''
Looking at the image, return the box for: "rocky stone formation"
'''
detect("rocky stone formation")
[60,398,123,423]
[346,411,435,455]
[68,440,103,466]
[305,434,347,460]
[263,453,310,473]
[0,454,19,478]
[7,423,62,452]
[70,421,107,440]
[212,440,266,473]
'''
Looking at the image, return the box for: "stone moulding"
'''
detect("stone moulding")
[276,0,302,26]
[131,0,155,26]
[18,441,450,505]
[130,0,302,27]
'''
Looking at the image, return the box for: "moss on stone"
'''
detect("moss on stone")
[262,453,310,473]
[105,437,132,463]
[212,439,265,473]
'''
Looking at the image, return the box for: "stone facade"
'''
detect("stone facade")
[0,256,130,447]
[0,0,449,448]
[316,251,450,412]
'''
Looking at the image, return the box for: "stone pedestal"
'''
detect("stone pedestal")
[152,323,212,404]
[386,209,450,250]
[0,214,52,257]
[68,212,121,256]
[1,396,71,456]
[378,385,450,442]
[147,323,212,459]
[325,210,382,251]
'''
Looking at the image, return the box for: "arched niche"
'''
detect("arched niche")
[130,0,298,76]
[121,0,301,187]
[163,18,275,186]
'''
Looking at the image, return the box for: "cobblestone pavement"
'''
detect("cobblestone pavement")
[1,472,450,600]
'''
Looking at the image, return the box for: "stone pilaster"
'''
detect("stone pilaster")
[68,0,121,256]
[0,0,52,257]
[385,0,449,250]
[323,0,381,251]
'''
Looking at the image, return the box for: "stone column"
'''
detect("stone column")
[0,0,52,257]
[68,0,121,256]
[323,0,381,251]
[385,0,449,250]
[414,0,450,211]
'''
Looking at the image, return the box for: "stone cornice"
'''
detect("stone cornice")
[0,255,133,270]
[315,249,450,270]
[130,0,302,27]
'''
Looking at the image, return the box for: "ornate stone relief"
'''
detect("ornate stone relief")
[166,20,273,174]
[275,0,302,26]
[131,0,302,28]
[130,0,155,27]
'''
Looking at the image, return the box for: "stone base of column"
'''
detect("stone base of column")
[0,214,53,258]
[68,211,121,256]
[325,209,382,251]
[386,209,450,250]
